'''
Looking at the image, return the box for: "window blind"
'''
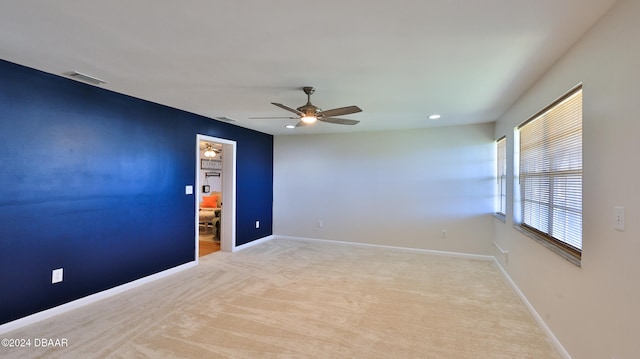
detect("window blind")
[518,86,582,258]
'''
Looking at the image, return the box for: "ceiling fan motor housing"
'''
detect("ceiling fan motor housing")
[298,87,321,116]
[297,103,321,116]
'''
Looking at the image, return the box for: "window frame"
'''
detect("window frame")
[514,84,583,265]
[495,136,507,221]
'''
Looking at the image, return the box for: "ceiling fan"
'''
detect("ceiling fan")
[252,87,362,127]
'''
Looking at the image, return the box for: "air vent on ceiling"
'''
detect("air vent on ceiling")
[214,116,236,122]
[65,71,106,85]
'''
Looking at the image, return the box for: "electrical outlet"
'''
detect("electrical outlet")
[52,268,63,284]
[441,230,448,238]
[317,220,323,228]
[614,206,625,231]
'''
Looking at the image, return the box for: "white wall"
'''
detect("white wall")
[494,1,640,357]
[274,123,495,255]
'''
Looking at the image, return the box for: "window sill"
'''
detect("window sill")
[513,224,581,267]
[493,213,506,223]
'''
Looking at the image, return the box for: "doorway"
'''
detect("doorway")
[198,140,221,256]
[196,135,236,260]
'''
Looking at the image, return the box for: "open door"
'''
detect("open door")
[196,135,236,259]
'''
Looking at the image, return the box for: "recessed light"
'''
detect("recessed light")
[428,114,441,120]
[285,124,296,129]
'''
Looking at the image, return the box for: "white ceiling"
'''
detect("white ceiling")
[0,0,617,135]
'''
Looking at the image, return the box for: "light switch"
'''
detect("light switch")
[185,185,193,195]
[614,206,625,231]
[52,268,63,284]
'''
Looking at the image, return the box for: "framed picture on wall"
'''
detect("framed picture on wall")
[201,159,222,170]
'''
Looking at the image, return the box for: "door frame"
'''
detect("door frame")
[196,134,237,258]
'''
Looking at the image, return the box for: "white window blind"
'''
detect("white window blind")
[518,86,582,259]
[496,137,507,216]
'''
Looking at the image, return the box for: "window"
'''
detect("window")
[496,136,507,218]
[516,85,582,262]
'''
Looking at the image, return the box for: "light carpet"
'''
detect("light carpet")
[2,238,561,358]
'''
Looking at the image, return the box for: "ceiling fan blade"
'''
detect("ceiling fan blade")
[249,116,297,119]
[319,105,362,118]
[319,117,360,125]
[271,102,303,116]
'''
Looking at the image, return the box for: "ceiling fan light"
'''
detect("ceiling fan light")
[301,115,317,124]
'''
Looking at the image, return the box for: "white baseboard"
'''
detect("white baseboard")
[274,235,495,261]
[233,235,274,252]
[493,259,572,359]
[0,261,196,336]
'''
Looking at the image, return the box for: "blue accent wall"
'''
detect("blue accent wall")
[0,59,273,325]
